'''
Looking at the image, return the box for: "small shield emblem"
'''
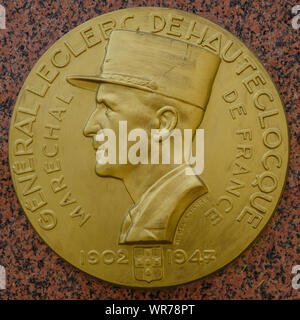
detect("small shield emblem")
[133,247,163,283]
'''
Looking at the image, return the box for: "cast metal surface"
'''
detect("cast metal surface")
[9,7,289,287]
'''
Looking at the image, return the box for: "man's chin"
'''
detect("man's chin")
[95,163,121,178]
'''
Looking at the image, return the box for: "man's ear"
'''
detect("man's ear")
[156,106,178,132]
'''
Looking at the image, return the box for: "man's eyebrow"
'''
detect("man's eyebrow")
[97,97,115,111]
[97,94,116,106]
[96,94,103,103]
[96,97,108,105]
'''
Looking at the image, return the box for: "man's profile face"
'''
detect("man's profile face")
[83,83,155,179]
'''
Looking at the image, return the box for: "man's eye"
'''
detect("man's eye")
[100,101,110,111]
[103,102,113,115]
[105,103,111,110]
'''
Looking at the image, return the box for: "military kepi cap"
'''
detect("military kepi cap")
[67,30,221,110]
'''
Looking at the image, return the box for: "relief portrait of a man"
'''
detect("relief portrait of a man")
[67,29,220,245]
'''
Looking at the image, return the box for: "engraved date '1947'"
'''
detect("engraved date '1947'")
[79,248,216,266]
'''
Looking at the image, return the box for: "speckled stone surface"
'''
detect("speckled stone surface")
[0,0,299,300]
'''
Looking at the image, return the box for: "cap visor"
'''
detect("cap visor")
[66,75,103,91]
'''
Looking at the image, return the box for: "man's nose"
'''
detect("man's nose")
[83,109,101,137]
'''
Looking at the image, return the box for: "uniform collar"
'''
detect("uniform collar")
[119,164,207,244]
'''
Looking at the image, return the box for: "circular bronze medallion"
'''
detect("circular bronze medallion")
[9,7,289,287]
